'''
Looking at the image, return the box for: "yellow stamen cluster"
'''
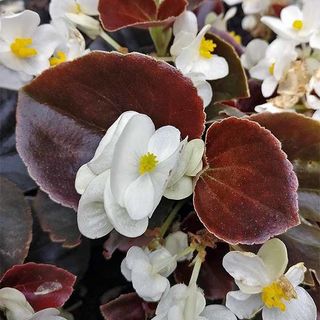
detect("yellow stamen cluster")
[10,38,37,58]
[49,51,67,67]
[262,276,297,312]
[229,31,242,45]
[199,37,217,59]
[269,63,275,75]
[75,3,81,14]
[292,19,303,30]
[139,152,158,175]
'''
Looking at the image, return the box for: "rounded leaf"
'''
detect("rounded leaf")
[193,117,299,244]
[16,52,205,209]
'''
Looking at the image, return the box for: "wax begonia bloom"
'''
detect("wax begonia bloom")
[49,0,100,39]
[164,138,204,200]
[261,2,320,48]
[224,0,270,15]
[249,38,298,97]
[152,283,236,320]
[241,39,269,70]
[121,246,177,302]
[223,238,317,320]
[205,7,237,32]
[0,287,66,320]
[0,10,60,76]
[164,231,190,262]
[171,11,229,81]
[110,114,183,221]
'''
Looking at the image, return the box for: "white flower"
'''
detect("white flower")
[152,283,236,320]
[205,7,237,32]
[306,70,320,110]
[0,10,60,76]
[224,0,271,15]
[50,19,86,67]
[241,39,268,70]
[0,287,66,320]
[249,38,298,97]
[171,11,229,81]
[0,64,32,90]
[164,231,191,262]
[49,0,100,39]
[164,138,204,200]
[223,238,317,320]
[121,246,177,302]
[76,112,184,238]
[261,1,320,48]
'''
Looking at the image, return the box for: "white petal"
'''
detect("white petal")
[280,6,303,29]
[224,7,237,21]
[223,251,270,290]
[241,39,268,70]
[120,258,132,281]
[184,139,205,176]
[77,171,113,239]
[254,103,286,114]
[262,287,317,320]
[188,73,213,107]
[249,59,270,80]
[257,238,288,281]
[173,11,198,37]
[165,231,189,261]
[0,10,40,43]
[310,31,320,50]
[0,65,32,90]
[241,15,257,31]
[49,0,77,19]
[65,13,101,38]
[75,164,96,194]
[223,0,242,5]
[149,247,177,277]
[125,246,149,270]
[124,174,155,220]
[148,126,181,163]
[171,31,196,57]
[191,55,229,81]
[201,305,237,320]
[164,176,193,200]
[77,0,99,15]
[242,0,270,15]
[226,291,263,319]
[261,76,278,98]
[104,171,148,237]
[110,114,154,206]
[285,263,306,288]
[261,17,297,41]
[30,308,66,320]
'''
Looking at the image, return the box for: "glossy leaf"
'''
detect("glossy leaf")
[99,0,187,31]
[16,52,205,209]
[206,32,249,103]
[0,177,32,275]
[194,117,299,244]
[100,293,147,320]
[0,263,76,311]
[32,191,81,248]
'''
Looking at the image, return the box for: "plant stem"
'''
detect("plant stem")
[189,254,203,286]
[99,30,128,53]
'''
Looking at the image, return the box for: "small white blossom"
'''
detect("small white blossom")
[121,246,177,302]
[49,0,100,39]
[224,0,271,15]
[223,238,317,320]
[261,1,320,49]
[0,10,60,76]
[205,7,237,32]
[241,39,269,70]
[164,231,191,262]
[249,38,298,97]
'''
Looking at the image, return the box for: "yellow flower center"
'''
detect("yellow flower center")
[269,63,275,75]
[49,51,67,67]
[75,3,81,14]
[10,38,37,58]
[199,37,217,59]
[292,19,303,30]
[229,31,242,45]
[139,152,158,175]
[262,276,297,312]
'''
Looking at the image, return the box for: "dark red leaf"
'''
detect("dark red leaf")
[0,263,76,311]
[0,177,32,276]
[99,0,187,31]
[16,52,205,209]
[100,293,147,320]
[32,191,81,248]
[174,243,233,300]
[193,117,299,244]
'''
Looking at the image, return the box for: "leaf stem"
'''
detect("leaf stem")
[99,30,128,53]
[189,254,203,286]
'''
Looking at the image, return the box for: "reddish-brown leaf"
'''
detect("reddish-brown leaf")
[0,177,32,276]
[16,52,205,209]
[99,0,187,31]
[0,263,76,311]
[100,293,147,320]
[193,117,299,244]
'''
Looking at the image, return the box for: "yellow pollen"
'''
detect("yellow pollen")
[292,19,303,30]
[10,38,37,58]
[229,31,242,45]
[139,152,158,175]
[262,276,297,312]
[199,37,217,59]
[75,3,81,13]
[269,63,275,75]
[49,51,67,67]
